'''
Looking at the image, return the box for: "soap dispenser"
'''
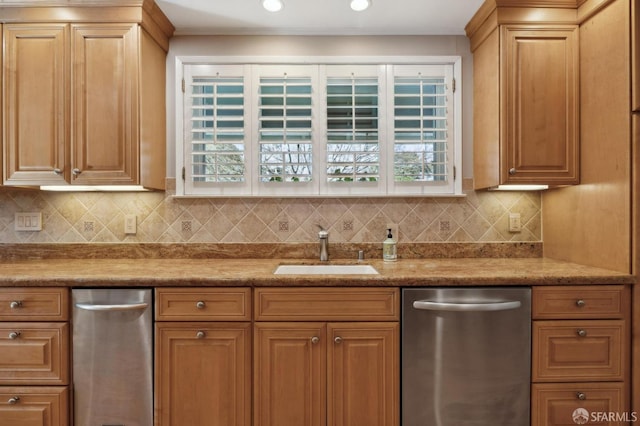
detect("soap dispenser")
[383,228,397,262]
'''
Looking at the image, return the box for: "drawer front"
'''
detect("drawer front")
[255,287,399,321]
[156,288,251,321]
[0,288,69,321]
[532,382,629,426]
[0,323,69,385]
[532,286,628,319]
[0,386,69,426]
[533,320,626,382]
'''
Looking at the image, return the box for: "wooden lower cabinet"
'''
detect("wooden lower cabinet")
[532,286,631,426]
[254,322,399,426]
[155,322,251,426]
[0,386,68,426]
[532,382,629,426]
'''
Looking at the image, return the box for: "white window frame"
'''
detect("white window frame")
[175,56,462,197]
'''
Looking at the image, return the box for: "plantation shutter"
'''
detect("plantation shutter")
[182,64,251,195]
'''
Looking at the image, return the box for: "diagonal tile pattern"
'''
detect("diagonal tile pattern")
[0,180,542,244]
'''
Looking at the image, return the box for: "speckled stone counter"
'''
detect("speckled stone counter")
[0,257,632,287]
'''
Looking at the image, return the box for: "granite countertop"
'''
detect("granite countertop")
[0,257,633,287]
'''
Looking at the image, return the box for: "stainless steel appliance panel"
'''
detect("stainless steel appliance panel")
[402,287,531,426]
[73,289,153,426]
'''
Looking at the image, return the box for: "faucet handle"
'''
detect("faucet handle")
[316,225,328,238]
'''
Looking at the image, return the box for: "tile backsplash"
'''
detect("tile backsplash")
[0,180,541,244]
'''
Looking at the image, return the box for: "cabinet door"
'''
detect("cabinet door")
[532,382,629,426]
[3,24,68,186]
[71,23,139,185]
[327,323,399,426]
[0,386,68,426]
[501,26,579,185]
[254,323,326,426]
[155,322,251,426]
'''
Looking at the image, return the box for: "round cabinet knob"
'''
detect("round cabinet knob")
[8,396,20,405]
[311,336,320,344]
[334,336,343,344]
[72,168,82,176]
[53,168,63,176]
[8,331,21,340]
[509,168,517,175]
[196,331,205,339]
[196,301,206,309]
[9,301,22,309]
[577,329,587,337]
[576,392,586,401]
[576,299,586,308]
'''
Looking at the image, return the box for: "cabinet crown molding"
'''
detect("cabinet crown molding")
[465,0,613,48]
[0,0,174,49]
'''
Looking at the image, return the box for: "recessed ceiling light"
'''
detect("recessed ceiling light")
[350,0,371,11]
[262,0,284,12]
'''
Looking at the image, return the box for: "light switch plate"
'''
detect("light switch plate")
[124,214,137,235]
[15,212,42,231]
[508,213,522,233]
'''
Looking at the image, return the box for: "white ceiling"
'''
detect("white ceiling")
[155,0,485,36]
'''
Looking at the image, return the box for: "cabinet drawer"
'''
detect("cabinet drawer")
[254,287,399,321]
[156,288,251,321]
[0,386,69,426]
[0,288,69,321]
[532,320,626,382]
[532,382,629,426]
[532,286,628,319]
[0,323,69,385]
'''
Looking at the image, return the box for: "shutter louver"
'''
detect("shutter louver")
[326,76,379,182]
[393,76,448,182]
[189,76,245,183]
[258,76,313,183]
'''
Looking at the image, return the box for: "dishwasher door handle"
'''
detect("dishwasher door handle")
[413,300,521,312]
[75,302,149,312]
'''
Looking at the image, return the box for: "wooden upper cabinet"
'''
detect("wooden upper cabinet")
[3,24,68,186]
[502,26,579,185]
[71,24,139,185]
[1,3,172,188]
[467,5,580,188]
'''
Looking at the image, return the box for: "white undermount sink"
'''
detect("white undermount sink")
[273,264,379,275]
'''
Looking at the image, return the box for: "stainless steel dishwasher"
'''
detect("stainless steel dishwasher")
[402,287,531,426]
[72,289,153,426]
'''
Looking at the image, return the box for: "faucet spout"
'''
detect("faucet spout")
[317,225,329,262]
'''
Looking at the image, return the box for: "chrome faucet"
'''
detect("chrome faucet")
[317,225,329,261]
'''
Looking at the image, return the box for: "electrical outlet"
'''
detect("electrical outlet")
[508,213,522,233]
[15,212,42,231]
[124,215,137,235]
[386,223,399,240]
